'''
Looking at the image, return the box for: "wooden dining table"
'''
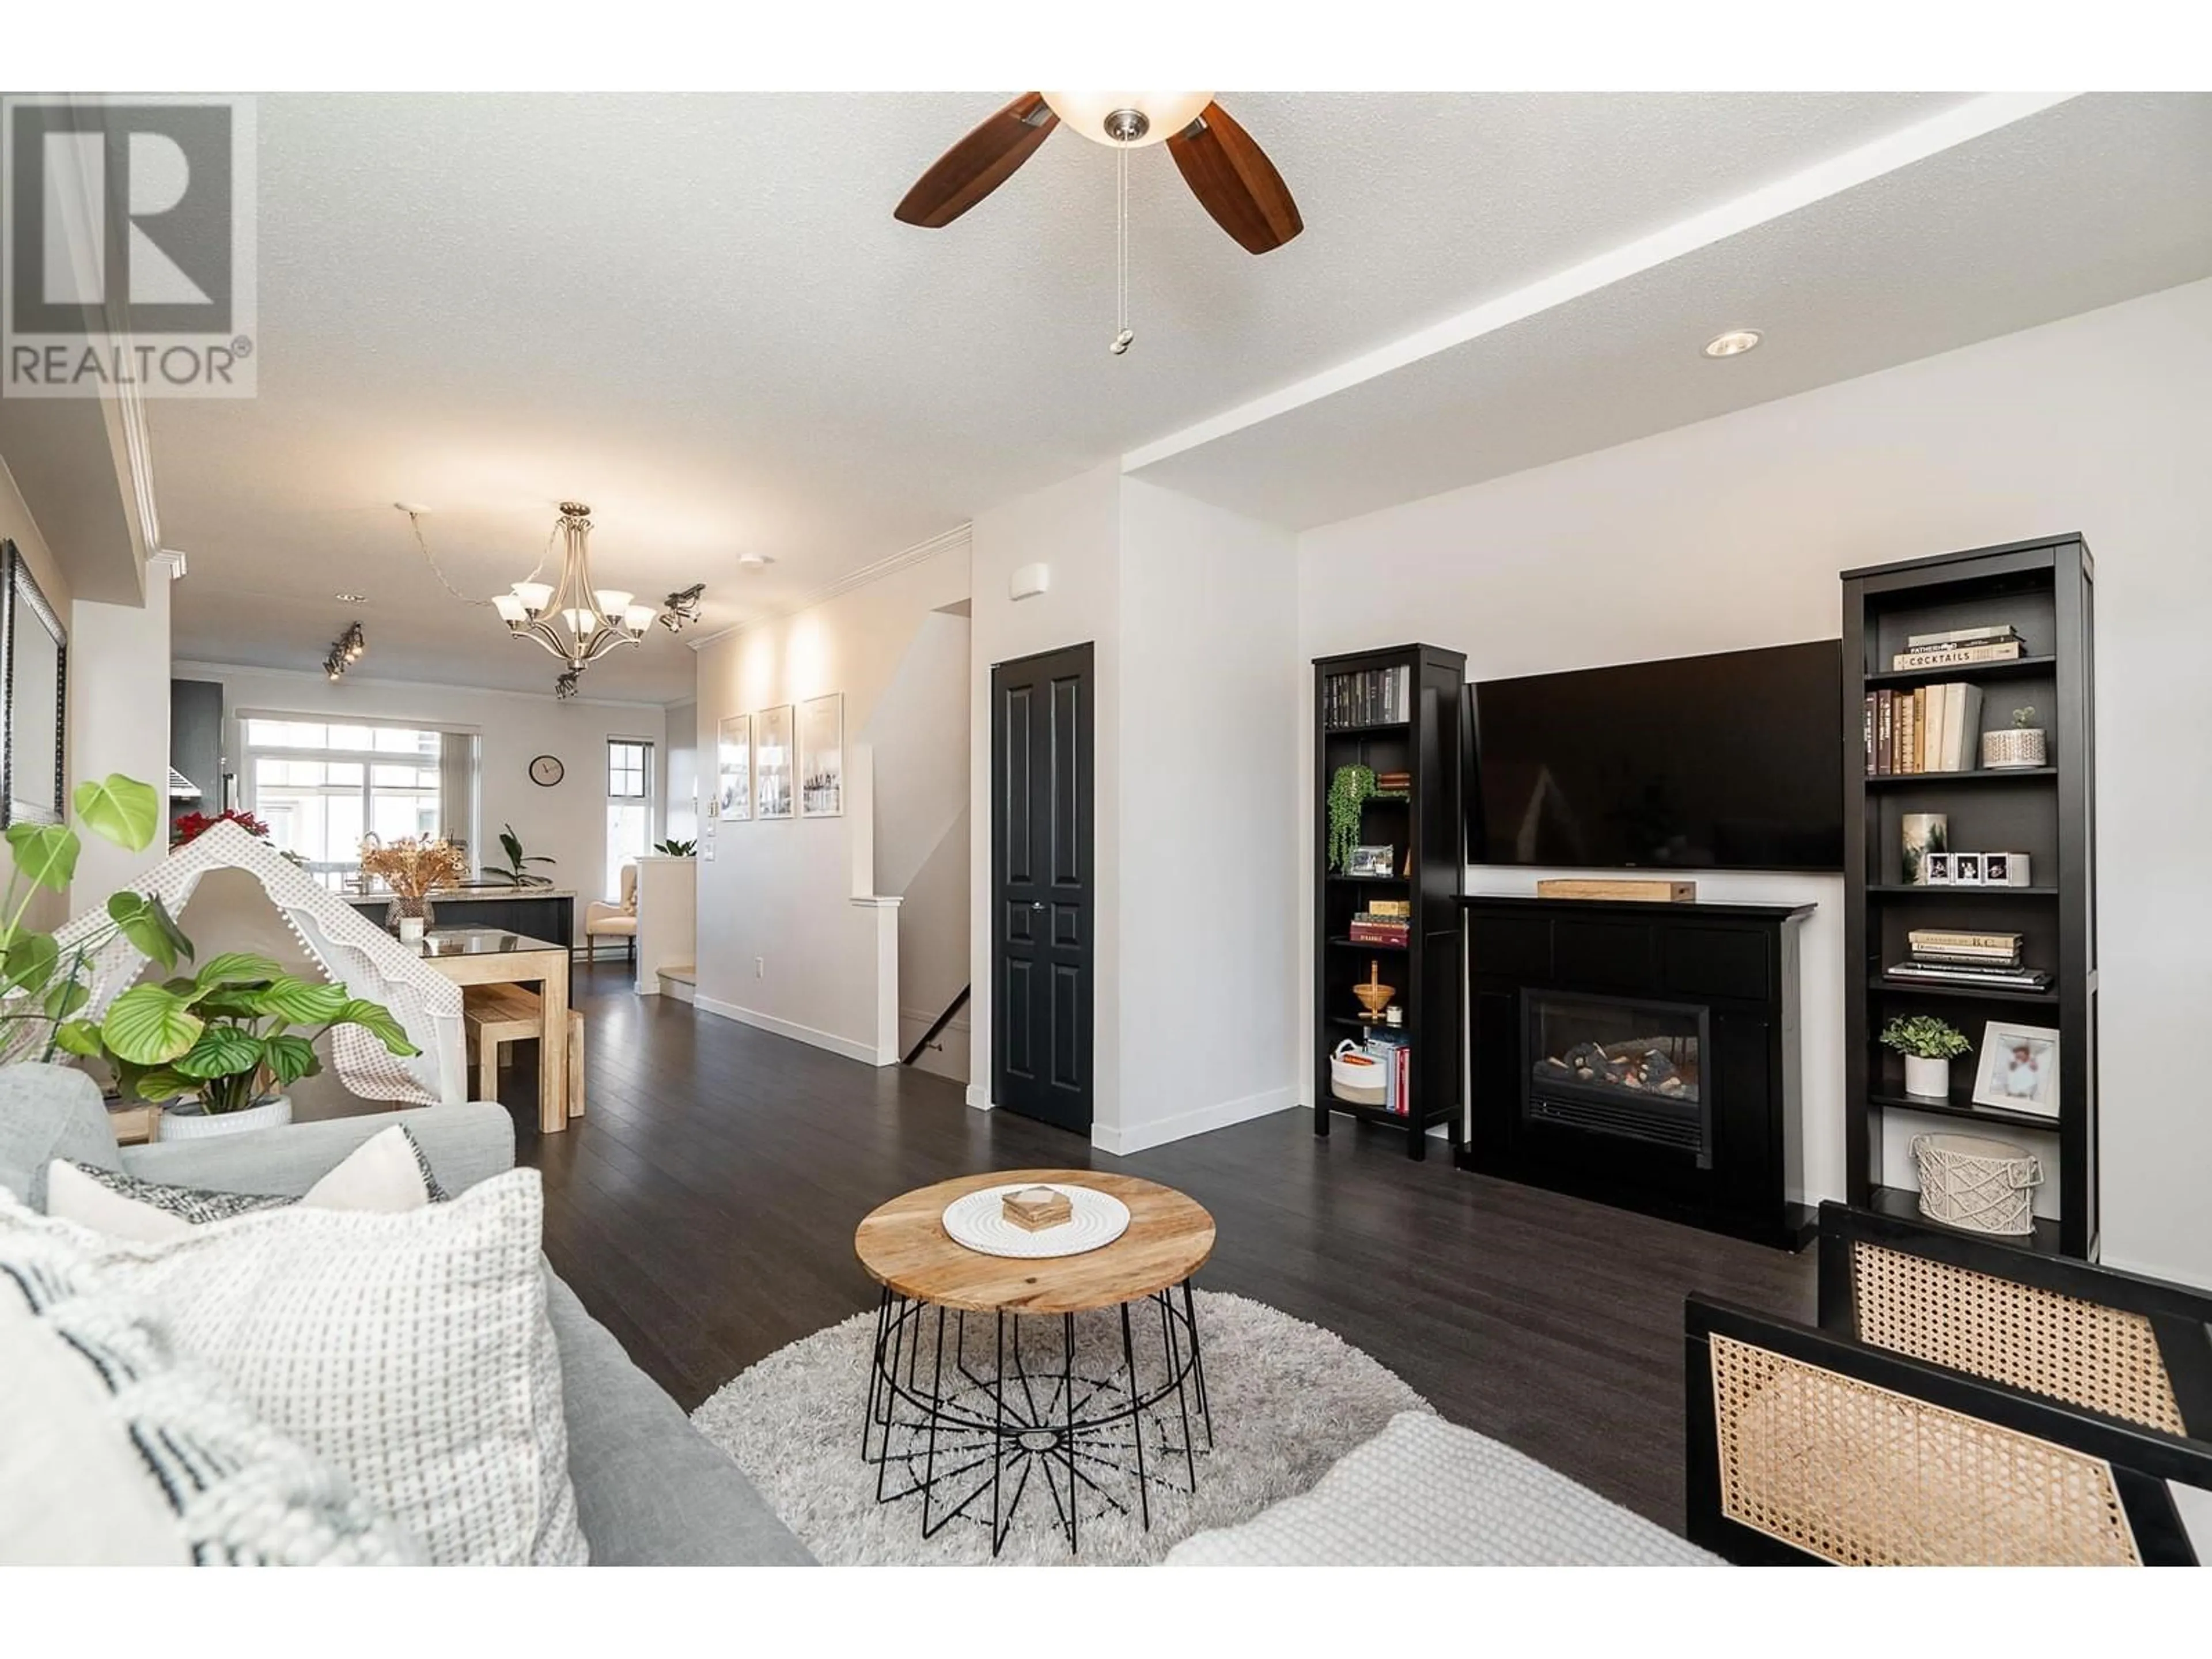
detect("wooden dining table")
[411,929,571,1134]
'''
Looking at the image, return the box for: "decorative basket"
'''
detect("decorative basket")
[1911,1132,2042,1236]
[1330,1039,1388,1107]
[1982,728,2047,768]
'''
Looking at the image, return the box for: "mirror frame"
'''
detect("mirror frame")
[1,540,69,828]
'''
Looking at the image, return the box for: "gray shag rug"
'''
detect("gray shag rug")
[691,1290,1430,1565]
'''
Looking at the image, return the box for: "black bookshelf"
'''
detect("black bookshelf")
[1842,535,2097,1257]
[1312,643,1467,1158]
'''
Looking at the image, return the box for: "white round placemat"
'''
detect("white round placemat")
[942,1183,1131,1259]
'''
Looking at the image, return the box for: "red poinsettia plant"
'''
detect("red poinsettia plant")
[171,809,271,847]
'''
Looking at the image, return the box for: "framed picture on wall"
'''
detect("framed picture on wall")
[715,714,752,821]
[798,692,843,817]
[755,704,794,819]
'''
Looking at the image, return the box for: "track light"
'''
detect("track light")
[324,620,366,680]
[555,669,580,700]
[659,582,706,634]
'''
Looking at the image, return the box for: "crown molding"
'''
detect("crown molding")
[684,521,971,653]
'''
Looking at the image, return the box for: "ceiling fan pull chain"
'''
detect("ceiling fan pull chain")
[1111,145,1133,356]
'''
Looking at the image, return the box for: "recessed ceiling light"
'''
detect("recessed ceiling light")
[335,592,368,603]
[737,554,774,570]
[1703,329,1762,359]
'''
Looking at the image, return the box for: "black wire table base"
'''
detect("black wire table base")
[860,1281,1213,1556]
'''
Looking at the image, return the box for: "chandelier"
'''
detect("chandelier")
[489,502,669,671]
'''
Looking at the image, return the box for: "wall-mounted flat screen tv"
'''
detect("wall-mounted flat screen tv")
[1466,640,1844,872]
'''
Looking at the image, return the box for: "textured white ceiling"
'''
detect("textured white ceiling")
[151,91,1968,699]
[1127,94,2212,527]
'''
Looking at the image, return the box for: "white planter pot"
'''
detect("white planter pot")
[1903,1056,1951,1100]
[154,1094,293,1142]
[1982,728,2047,768]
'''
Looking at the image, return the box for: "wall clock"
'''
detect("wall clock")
[529,754,565,787]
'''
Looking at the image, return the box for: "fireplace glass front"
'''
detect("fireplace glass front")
[1524,993,1711,1165]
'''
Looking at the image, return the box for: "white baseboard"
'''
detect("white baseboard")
[694,994,891,1066]
[965,1083,993,1112]
[1090,1086,1294,1157]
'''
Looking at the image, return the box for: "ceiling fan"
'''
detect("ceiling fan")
[895,90,1302,256]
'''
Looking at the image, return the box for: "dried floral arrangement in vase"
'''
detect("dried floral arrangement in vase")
[359,835,465,941]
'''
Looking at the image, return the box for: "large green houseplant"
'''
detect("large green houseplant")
[100,951,420,1138]
[1,775,190,1062]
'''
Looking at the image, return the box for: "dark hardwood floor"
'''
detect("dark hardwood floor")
[516,959,1816,1533]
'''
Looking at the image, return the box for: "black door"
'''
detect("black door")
[991,642,1094,1136]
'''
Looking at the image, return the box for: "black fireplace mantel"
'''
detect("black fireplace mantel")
[1457,895,1815,1248]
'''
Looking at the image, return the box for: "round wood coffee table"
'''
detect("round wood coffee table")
[853,1170,1215,1555]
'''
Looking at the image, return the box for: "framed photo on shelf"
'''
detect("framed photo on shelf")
[1972,1020,2060,1118]
[1349,843,1395,877]
[755,704,794,819]
[715,714,751,822]
[798,692,843,817]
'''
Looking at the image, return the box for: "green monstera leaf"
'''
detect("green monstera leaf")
[100,983,206,1066]
[52,1020,103,1058]
[2,931,59,995]
[5,822,79,892]
[107,891,193,972]
[71,774,161,852]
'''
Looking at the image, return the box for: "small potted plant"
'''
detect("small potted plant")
[651,838,698,857]
[1881,1014,1972,1100]
[480,823,557,888]
[359,834,465,941]
[1982,704,2048,770]
[98,952,420,1141]
[1327,764,1376,873]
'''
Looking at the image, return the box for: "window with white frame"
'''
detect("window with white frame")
[605,738,654,900]
[241,717,476,887]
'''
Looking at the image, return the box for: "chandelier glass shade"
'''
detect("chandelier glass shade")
[493,503,664,669]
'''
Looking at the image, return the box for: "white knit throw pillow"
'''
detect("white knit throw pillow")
[34,1168,585,1566]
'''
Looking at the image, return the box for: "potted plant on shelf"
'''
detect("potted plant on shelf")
[98,951,420,1141]
[1,776,190,1067]
[1881,1014,1972,1100]
[652,838,697,857]
[1983,704,2048,770]
[1327,764,1377,874]
[480,823,556,888]
[359,834,465,941]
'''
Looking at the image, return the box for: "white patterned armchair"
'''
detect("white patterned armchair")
[583,865,638,965]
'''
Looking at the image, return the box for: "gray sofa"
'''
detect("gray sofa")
[0,1066,813,1567]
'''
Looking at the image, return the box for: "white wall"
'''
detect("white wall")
[664,697,699,842]
[969,465,1124,1116]
[71,572,174,900]
[968,467,1301,1153]
[176,662,668,904]
[1298,278,2212,1284]
[692,539,969,1062]
[1112,480,1299,1152]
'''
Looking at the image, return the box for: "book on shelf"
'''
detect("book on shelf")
[1366,897,1411,918]
[1906,623,2022,649]
[1909,929,2021,952]
[1862,681,1984,775]
[1349,922,1410,945]
[1912,950,2024,968]
[1891,638,2025,671]
[1884,961,2051,992]
[1323,664,1413,728]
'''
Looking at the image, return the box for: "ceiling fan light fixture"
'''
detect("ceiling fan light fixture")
[1703,328,1763,359]
[1040,90,1211,149]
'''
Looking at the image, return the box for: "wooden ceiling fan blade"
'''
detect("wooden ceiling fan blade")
[1166,101,1302,254]
[894,92,1059,228]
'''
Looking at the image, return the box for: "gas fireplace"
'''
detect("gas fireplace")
[1461,895,1813,1248]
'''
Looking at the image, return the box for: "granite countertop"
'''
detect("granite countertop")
[349,886,579,902]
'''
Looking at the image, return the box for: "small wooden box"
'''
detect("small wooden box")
[1536,878,1698,903]
[1002,1187,1073,1231]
